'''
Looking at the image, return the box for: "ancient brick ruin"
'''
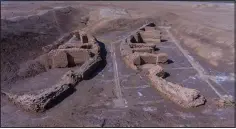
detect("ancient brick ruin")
[3,30,103,112]
[3,23,208,112]
[120,23,206,108]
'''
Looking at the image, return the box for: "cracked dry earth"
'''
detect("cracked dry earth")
[1,2,235,127]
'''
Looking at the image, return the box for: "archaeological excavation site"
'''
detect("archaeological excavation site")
[1,1,235,127]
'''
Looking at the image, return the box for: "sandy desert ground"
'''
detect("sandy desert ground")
[1,1,235,127]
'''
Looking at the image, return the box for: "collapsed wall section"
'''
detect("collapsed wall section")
[148,66,206,108]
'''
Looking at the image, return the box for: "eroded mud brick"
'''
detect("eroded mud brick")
[133,56,141,65]
[143,38,161,43]
[58,43,80,49]
[76,55,102,79]
[148,65,165,78]
[38,54,52,70]
[156,53,168,63]
[132,48,153,53]
[140,30,161,40]
[144,26,156,31]
[130,53,159,65]
[48,50,68,68]
[120,23,206,109]
[2,70,82,112]
[129,43,156,48]
[123,54,140,70]
[140,54,157,64]
[141,29,161,36]
[65,48,90,65]
[120,43,133,56]
[148,73,206,108]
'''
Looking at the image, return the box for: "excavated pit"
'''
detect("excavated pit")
[120,22,206,108]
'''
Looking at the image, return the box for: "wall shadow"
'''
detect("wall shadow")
[83,39,107,80]
[161,39,168,42]
[162,72,170,79]
[166,59,174,64]
[44,87,77,111]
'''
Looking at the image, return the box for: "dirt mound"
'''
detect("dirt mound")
[1,6,89,87]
